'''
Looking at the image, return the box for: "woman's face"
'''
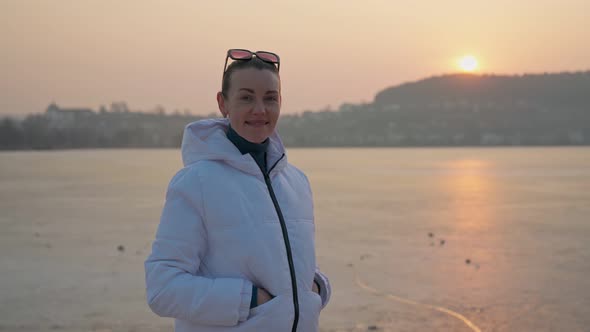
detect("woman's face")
[217,68,281,144]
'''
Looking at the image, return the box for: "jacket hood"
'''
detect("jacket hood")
[181,118,287,176]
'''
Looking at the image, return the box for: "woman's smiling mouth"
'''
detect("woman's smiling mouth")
[245,120,269,127]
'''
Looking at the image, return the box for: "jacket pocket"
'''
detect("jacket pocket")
[249,294,281,318]
[297,291,322,332]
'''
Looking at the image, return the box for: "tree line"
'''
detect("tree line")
[1,71,589,150]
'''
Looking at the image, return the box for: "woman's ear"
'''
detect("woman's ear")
[216,92,228,118]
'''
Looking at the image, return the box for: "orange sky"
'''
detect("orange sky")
[1,0,589,116]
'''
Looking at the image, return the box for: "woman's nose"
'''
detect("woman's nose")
[252,99,266,114]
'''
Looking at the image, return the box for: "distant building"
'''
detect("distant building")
[46,103,95,129]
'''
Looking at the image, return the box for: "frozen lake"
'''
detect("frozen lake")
[1,147,589,331]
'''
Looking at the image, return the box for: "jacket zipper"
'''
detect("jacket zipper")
[265,154,299,332]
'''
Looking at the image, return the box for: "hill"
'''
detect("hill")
[277,71,590,146]
[374,71,590,109]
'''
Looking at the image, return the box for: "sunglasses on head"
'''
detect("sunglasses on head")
[223,49,281,77]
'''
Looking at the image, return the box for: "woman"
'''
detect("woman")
[145,49,331,332]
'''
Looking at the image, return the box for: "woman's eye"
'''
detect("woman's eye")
[240,95,253,101]
[265,96,278,102]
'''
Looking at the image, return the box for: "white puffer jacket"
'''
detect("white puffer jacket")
[145,118,331,331]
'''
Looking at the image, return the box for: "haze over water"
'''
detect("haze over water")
[1,147,589,331]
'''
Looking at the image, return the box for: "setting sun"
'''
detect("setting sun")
[458,55,479,72]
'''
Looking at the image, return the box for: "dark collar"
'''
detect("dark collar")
[226,125,269,155]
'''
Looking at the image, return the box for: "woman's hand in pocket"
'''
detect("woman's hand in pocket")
[312,280,320,295]
[257,287,274,306]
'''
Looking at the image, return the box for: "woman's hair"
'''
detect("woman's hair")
[222,57,280,98]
